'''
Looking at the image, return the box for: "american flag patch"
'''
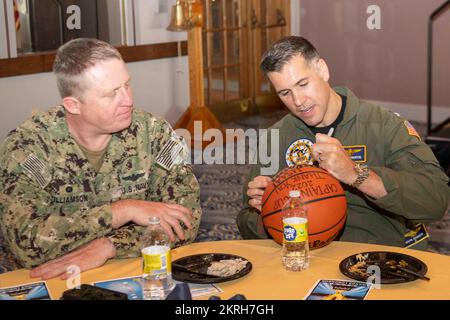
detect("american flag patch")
[155,136,187,171]
[20,153,49,188]
[404,120,421,141]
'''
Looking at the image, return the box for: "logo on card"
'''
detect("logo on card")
[285,138,314,166]
[344,145,367,162]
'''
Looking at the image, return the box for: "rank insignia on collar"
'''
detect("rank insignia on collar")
[285,138,314,167]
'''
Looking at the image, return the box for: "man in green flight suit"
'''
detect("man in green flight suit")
[237,36,450,249]
[0,38,201,279]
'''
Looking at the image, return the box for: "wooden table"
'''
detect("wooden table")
[1,240,449,300]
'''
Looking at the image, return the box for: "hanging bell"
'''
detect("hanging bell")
[167,0,189,31]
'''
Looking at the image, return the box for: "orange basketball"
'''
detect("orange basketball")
[261,165,347,249]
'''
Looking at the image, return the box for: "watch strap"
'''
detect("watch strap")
[350,163,370,188]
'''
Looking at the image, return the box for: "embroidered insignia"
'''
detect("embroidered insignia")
[121,172,145,182]
[155,135,188,171]
[20,153,49,188]
[344,145,367,162]
[404,120,421,141]
[404,223,429,248]
[285,139,314,166]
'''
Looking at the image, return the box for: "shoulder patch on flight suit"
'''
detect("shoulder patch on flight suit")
[20,153,51,188]
[285,138,314,166]
[344,145,367,162]
[155,135,189,171]
[404,120,421,141]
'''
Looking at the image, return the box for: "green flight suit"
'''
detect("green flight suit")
[237,87,450,250]
[0,106,201,268]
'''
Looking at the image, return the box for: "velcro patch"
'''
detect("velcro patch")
[404,223,429,248]
[404,120,421,141]
[155,136,188,171]
[285,138,314,166]
[20,153,50,188]
[344,145,367,162]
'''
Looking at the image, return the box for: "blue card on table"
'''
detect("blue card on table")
[94,276,143,300]
[93,276,222,300]
[0,281,52,300]
[304,279,372,300]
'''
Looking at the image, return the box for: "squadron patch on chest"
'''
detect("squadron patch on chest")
[285,138,314,167]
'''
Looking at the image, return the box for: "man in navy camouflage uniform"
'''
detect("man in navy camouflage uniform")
[0,38,201,279]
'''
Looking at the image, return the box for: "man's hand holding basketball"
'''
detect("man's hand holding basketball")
[247,176,272,211]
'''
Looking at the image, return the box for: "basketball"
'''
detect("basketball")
[261,165,347,249]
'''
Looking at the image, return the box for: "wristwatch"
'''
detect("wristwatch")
[350,163,370,188]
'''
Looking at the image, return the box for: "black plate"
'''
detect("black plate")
[172,253,252,284]
[339,251,428,284]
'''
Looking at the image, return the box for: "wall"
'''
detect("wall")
[298,0,450,123]
[134,0,187,45]
[0,0,192,139]
[0,56,189,139]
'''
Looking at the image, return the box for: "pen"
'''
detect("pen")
[327,127,334,137]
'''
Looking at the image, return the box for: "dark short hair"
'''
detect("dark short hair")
[53,38,123,99]
[260,36,320,74]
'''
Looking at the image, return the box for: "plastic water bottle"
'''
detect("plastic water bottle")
[282,190,310,271]
[141,216,175,300]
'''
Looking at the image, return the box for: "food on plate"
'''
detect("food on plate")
[206,258,248,277]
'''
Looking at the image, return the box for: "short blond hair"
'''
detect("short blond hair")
[53,38,123,100]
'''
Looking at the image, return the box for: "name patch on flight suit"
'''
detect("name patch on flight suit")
[404,223,429,248]
[344,145,367,162]
[285,138,314,166]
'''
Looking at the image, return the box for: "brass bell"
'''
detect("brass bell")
[167,0,189,31]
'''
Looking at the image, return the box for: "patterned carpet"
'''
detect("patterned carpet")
[0,110,449,274]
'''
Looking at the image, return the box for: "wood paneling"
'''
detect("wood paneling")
[0,41,187,78]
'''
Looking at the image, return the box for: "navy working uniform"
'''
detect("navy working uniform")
[0,106,201,268]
